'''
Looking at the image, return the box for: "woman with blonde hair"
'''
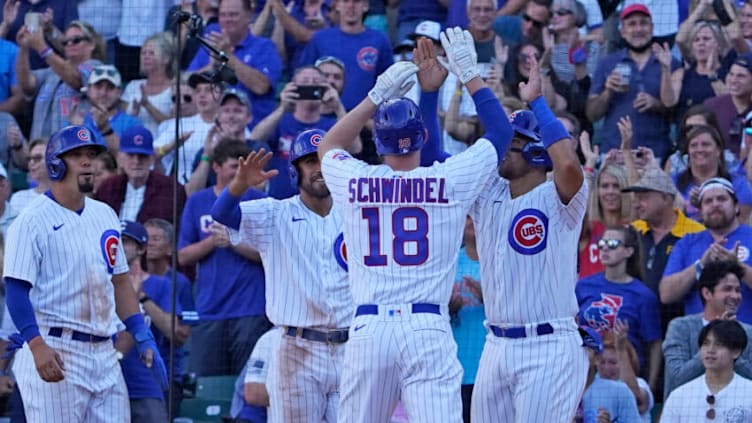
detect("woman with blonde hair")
[578,162,632,278]
[121,31,177,136]
[657,19,743,121]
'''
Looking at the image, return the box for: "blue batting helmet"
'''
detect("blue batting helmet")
[46,125,107,181]
[373,97,425,156]
[509,110,552,169]
[289,128,326,184]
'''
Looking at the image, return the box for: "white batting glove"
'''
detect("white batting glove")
[438,27,479,84]
[368,61,419,106]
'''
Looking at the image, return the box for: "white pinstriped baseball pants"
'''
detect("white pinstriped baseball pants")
[267,333,344,423]
[338,308,463,423]
[13,329,129,423]
[470,320,588,423]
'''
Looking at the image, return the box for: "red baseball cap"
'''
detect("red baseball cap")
[620,3,651,20]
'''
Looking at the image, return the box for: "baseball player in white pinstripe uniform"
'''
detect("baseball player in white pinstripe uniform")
[317,28,513,423]
[212,129,353,423]
[468,59,590,422]
[2,125,166,423]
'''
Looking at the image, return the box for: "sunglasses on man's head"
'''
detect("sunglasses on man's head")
[597,239,624,250]
[523,14,545,29]
[93,67,118,77]
[61,36,90,46]
[314,56,345,70]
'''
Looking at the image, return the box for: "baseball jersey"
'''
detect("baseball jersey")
[3,193,128,336]
[662,225,752,323]
[320,138,498,305]
[576,273,662,367]
[298,27,393,111]
[232,195,352,328]
[470,178,588,324]
[178,187,267,320]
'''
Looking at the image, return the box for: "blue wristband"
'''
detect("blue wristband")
[123,313,148,337]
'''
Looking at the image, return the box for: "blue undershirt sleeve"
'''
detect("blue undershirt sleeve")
[210,187,243,230]
[472,87,512,164]
[5,277,41,343]
[419,90,450,166]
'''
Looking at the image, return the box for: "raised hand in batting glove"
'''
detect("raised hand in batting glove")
[367,61,419,106]
[124,314,169,390]
[438,27,479,84]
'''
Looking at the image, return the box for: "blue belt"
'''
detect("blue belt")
[48,327,110,343]
[285,326,349,344]
[490,323,554,339]
[355,303,441,317]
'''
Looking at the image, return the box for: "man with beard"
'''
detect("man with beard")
[661,177,752,324]
[211,129,354,422]
[624,167,705,333]
[663,260,752,400]
[178,139,270,377]
[2,125,166,423]
[586,4,679,161]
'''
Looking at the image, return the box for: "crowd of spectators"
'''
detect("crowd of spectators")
[1,0,752,421]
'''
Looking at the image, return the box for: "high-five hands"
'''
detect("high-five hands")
[367,61,419,106]
[438,27,479,84]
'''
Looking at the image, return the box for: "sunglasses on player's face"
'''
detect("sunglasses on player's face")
[597,239,624,250]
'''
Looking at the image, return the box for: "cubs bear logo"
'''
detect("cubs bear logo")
[508,209,548,255]
[333,232,348,271]
[100,230,120,274]
[357,47,378,71]
[582,293,623,333]
[332,152,350,161]
[310,133,322,146]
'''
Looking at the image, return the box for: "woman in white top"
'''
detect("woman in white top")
[122,31,176,136]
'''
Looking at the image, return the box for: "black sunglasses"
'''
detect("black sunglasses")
[172,94,193,103]
[523,14,545,29]
[61,35,90,46]
[707,394,716,420]
[597,239,624,250]
[554,9,573,16]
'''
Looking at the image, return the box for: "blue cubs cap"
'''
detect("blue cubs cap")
[121,220,148,246]
[119,125,154,155]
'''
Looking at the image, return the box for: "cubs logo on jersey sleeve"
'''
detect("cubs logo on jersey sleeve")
[582,293,623,333]
[508,209,548,255]
[333,232,348,272]
[100,230,120,274]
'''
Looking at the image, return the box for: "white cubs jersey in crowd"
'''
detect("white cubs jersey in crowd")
[3,194,129,336]
[232,195,353,329]
[321,139,498,305]
[469,178,588,324]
